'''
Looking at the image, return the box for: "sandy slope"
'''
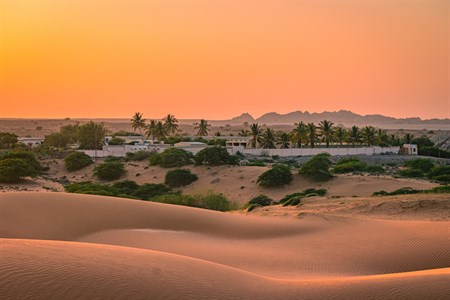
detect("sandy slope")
[1,192,449,299]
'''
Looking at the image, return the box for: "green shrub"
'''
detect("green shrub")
[94,161,125,181]
[152,192,235,211]
[65,181,116,195]
[245,194,273,207]
[431,175,450,183]
[64,152,93,172]
[2,150,41,172]
[108,137,125,145]
[104,156,123,163]
[282,195,302,206]
[397,168,424,178]
[111,180,139,195]
[299,153,333,181]
[152,194,197,206]
[404,158,435,173]
[278,188,327,204]
[373,186,449,196]
[302,188,327,196]
[133,183,171,200]
[333,157,366,173]
[194,146,236,165]
[165,169,198,188]
[365,164,385,174]
[126,151,155,161]
[428,165,450,181]
[149,148,193,168]
[279,192,304,204]
[418,147,450,159]
[0,158,38,183]
[257,165,292,187]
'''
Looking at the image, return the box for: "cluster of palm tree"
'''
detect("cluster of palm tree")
[240,120,404,149]
[130,113,180,142]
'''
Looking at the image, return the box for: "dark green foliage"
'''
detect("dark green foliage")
[125,151,155,161]
[333,160,367,173]
[245,194,273,207]
[246,203,262,212]
[427,165,450,183]
[411,136,434,148]
[282,196,302,206]
[278,188,327,205]
[64,152,93,172]
[0,158,38,183]
[104,156,123,163]
[302,188,327,196]
[44,132,70,148]
[94,161,125,181]
[0,132,18,149]
[149,148,193,168]
[1,150,41,172]
[257,164,292,187]
[373,185,449,196]
[78,121,107,150]
[397,168,424,178]
[431,175,450,183]
[194,146,236,166]
[133,183,171,200]
[165,169,198,187]
[299,153,333,181]
[278,192,304,204]
[111,180,140,195]
[404,158,435,173]
[65,181,117,196]
[152,192,235,211]
[365,164,385,174]
[418,147,450,159]
[108,137,125,145]
[207,139,227,147]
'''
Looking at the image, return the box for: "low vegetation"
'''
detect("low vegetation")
[0,158,38,183]
[64,152,93,172]
[125,150,155,161]
[299,153,333,181]
[149,148,193,168]
[164,169,198,188]
[194,146,238,166]
[94,161,126,181]
[278,188,327,206]
[333,157,367,173]
[257,164,293,187]
[398,158,450,183]
[153,192,236,211]
[373,185,450,196]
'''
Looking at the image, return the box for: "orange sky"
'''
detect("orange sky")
[1,0,448,120]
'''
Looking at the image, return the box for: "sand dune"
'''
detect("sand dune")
[1,192,449,299]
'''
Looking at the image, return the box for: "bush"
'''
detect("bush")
[111,180,139,195]
[2,150,41,172]
[149,148,193,168]
[302,188,327,196]
[104,156,123,163]
[152,192,236,211]
[333,160,367,173]
[373,186,450,196]
[94,161,125,181]
[278,188,327,204]
[257,165,292,187]
[299,153,333,181]
[64,152,93,172]
[282,195,302,206]
[164,169,198,188]
[133,183,171,200]
[418,147,450,159]
[0,158,38,183]
[65,181,116,196]
[194,147,237,165]
[397,168,424,178]
[427,165,450,181]
[365,164,385,174]
[126,151,155,161]
[404,158,435,173]
[108,137,125,145]
[431,175,450,183]
[245,194,273,207]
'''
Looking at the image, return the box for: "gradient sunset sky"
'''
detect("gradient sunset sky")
[1,0,448,119]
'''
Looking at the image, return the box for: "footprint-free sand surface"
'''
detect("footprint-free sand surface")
[1,192,449,299]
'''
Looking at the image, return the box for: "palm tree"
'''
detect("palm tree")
[376,129,389,146]
[362,126,376,146]
[130,112,146,143]
[260,128,276,149]
[277,131,290,149]
[348,126,361,147]
[238,129,250,137]
[318,119,334,148]
[291,121,308,148]
[194,119,210,136]
[249,123,262,148]
[214,131,222,137]
[334,126,347,146]
[307,122,317,148]
[403,133,414,144]
[155,121,166,141]
[145,120,157,141]
[163,114,179,135]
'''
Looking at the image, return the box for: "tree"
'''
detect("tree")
[348,126,361,147]
[214,131,222,137]
[318,120,334,148]
[0,132,18,149]
[277,131,290,149]
[334,127,347,146]
[307,122,317,148]
[78,122,107,150]
[145,120,157,140]
[238,129,250,137]
[376,129,389,146]
[362,126,376,147]
[163,114,179,135]
[64,152,94,172]
[150,148,193,168]
[194,119,211,136]
[291,122,308,148]
[164,169,198,188]
[194,146,236,165]
[403,133,414,144]
[44,132,70,148]
[260,128,276,149]
[154,121,166,141]
[299,153,333,181]
[257,165,293,187]
[60,123,80,144]
[0,158,38,183]
[130,112,146,143]
[249,123,262,148]
[94,161,125,181]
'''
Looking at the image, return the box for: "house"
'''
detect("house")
[400,144,418,155]
[17,137,44,148]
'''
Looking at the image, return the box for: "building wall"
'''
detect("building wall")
[232,146,400,157]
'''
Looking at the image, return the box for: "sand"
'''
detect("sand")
[1,192,449,299]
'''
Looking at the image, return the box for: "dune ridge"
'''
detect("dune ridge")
[1,192,449,299]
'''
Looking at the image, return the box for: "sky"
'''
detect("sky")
[0,0,448,120]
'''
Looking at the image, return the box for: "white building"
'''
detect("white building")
[400,144,418,155]
[17,137,44,148]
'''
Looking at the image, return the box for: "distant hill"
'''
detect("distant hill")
[220,110,449,129]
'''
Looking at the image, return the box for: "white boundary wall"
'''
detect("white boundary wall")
[231,146,400,157]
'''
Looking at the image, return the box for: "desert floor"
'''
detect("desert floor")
[1,191,449,299]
